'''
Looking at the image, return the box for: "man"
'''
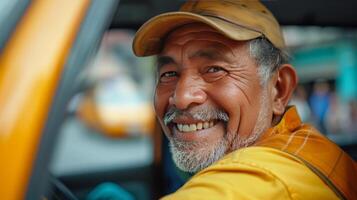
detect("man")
[133,0,357,199]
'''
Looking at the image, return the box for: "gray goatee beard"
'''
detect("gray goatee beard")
[164,91,270,173]
[169,137,228,173]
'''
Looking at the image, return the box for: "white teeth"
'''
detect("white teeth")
[197,123,203,130]
[189,124,197,131]
[183,125,190,132]
[177,121,215,132]
[203,122,210,129]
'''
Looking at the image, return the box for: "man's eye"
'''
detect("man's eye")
[204,66,227,82]
[159,71,177,82]
[161,71,177,77]
[207,66,225,73]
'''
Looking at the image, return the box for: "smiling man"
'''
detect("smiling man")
[156,23,276,174]
[133,0,357,199]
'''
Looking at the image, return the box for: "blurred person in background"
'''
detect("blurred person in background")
[309,80,331,133]
[133,0,357,199]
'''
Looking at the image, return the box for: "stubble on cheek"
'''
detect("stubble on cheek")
[230,88,271,150]
[163,106,230,173]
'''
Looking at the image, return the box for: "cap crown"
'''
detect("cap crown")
[133,0,285,56]
[180,0,284,48]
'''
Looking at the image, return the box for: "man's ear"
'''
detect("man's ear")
[271,64,298,115]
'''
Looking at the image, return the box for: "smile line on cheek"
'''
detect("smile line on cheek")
[223,75,255,106]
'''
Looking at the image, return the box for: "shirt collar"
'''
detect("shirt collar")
[257,106,302,141]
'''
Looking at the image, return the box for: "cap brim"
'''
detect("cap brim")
[133,11,262,57]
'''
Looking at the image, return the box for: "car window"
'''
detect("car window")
[50,29,156,176]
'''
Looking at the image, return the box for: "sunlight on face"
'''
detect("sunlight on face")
[155,23,273,173]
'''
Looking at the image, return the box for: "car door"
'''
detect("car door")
[0,0,118,199]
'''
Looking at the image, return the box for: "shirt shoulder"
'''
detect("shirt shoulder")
[162,146,338,200]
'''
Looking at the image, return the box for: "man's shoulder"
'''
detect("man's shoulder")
[190,146,339,200]
[163,146,338,199]
[163,147,298,199]
[203,146,305,175]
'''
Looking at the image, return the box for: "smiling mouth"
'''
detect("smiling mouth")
[175,120,217,132]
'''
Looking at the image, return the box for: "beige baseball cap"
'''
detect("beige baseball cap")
[133,0,285,57]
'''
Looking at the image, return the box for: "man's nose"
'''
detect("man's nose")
[169,75,207,110]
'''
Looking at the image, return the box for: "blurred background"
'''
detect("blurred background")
[285,27,357,141]
[1,0,357,200]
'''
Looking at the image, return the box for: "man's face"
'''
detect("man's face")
[154,23,273,172]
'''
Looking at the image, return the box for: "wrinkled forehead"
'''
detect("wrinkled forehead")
[162,23,247,53]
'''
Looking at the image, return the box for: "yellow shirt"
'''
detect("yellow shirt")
[162,107,357,200]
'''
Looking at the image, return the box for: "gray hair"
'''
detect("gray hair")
[249,37,290,85]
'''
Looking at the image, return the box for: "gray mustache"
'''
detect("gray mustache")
[163,107,229,126]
